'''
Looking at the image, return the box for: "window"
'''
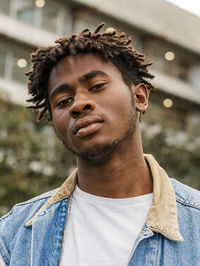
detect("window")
[0,0,72,35]
[146,92,189,131]
[0,40,33,84]
[16,0,35,25]
[41,3,57,33]
[0,50,5,77]
[12,52,30,83]
[142,37,191,83]
[177,61,189,82]
[0,0,10,15]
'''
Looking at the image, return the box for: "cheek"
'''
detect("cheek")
[104,90,133,117]
[52,111,70,137]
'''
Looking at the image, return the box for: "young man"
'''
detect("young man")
[0,24,200,266]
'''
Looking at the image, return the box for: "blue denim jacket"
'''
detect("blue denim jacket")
[0,154,200,266]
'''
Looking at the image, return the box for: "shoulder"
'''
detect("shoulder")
[170,178,200,210]
[0,189,57,264]
[170,178,200,248]
[0,188,57,228]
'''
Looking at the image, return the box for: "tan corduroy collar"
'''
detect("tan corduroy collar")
[25,154,183,242]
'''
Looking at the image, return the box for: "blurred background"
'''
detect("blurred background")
[0,0,200,216]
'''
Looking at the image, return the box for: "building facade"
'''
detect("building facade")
[0,0,200,132]
[0,0,200,214]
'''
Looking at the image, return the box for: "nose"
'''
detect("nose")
[69,93,95,117]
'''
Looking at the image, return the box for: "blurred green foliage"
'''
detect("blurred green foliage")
[142,126,200,189]
[142,100,200,190]
[0,99,76,216]
[0,99,200,217]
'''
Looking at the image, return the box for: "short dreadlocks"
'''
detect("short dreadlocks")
[26,23,155,121]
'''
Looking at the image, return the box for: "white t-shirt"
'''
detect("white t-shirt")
[0,187,152,266]
[60,185,153,266]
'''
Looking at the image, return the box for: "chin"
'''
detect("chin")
[73,140,119,162]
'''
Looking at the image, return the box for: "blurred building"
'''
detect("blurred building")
[0,0,200,132]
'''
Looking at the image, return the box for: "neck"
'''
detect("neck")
[76,124,153,198]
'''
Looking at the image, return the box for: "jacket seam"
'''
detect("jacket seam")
[0,194,55,223]
[0,211,13,222]
[31,224,34,266]
[25,197,70,227]
[176,195,200,210]
[15,192,56,206]
[155,233,161,266]
[0,198,50,223]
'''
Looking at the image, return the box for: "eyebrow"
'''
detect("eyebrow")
[79,70,107,82]
[49,70,108,101]
[49,84,71,101]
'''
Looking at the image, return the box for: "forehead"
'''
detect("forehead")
[48,53,121,89]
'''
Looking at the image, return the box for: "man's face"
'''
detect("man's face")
[48,53,137,161]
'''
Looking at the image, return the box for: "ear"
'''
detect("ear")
[132,83,149,113]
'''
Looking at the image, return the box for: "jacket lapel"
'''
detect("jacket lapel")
[31,198,69,266]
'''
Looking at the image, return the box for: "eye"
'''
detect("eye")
[89,83,107,92]
[56,97,73,108]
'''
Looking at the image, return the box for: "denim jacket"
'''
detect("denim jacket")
[0,154,200,266]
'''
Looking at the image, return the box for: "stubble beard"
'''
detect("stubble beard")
[55,95,137,162]
[63,112,136,162]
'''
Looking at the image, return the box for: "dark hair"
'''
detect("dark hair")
[26,23,155,121]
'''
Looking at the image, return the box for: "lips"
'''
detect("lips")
[72,116,104,137]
